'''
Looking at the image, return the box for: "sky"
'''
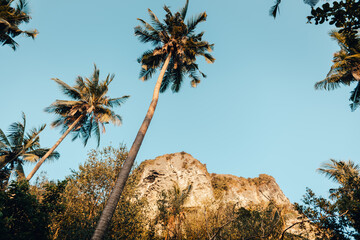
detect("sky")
[1,0,359,204]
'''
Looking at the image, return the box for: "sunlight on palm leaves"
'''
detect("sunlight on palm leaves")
[0,113,59,185]
[46,65,130,146]
[0,0,38,50]
[315,31,360,111]
[318,159,360,199]
[135,0,215,92]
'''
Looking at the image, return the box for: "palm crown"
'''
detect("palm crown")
[0,0,38,50]
[46,65,129,146]
[135,0,215,92]
[315,31,360,111]
[0,113,59,183]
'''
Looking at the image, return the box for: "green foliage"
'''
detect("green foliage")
[0,0,38,50]
[201,202,292,240]
[135,0,215,92]
[308,0,360,33]
[0,181,50,240]
[154,184,300,240]
[46,65,129,146]
[0,113,59,188]
[45,145,148,240]
[271,0,360,34]
[295,159,360,239]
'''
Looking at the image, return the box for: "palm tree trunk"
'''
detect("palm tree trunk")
[91,53,172,240]
[26,114,84,181]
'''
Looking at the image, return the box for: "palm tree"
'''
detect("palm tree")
[161,184,192,239]
[318,159,360,197]
[315,30,360,111]
[0,0,38,50]
[0,113,59,188]
[26,65,129,181]
[318,159,360,229]
[92,1,214,239]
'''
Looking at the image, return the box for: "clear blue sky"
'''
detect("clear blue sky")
[1,0,359,203]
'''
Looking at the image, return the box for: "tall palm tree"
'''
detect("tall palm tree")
[92,1,214,239]
[26,65,129,181]
[0,0,38,50]
[315,30,360,111]
[0,113,59,188]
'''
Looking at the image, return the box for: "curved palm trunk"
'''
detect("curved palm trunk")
[26,114,84,181]
[91,53,172,240]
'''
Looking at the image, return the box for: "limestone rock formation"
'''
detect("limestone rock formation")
[135,152,292,215]
[133,152,314,238]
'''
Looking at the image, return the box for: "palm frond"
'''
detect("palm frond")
[23,124,45,150]
[0,129,10,147]
[8,112,26,148]
[22,153,40,162]
[318,159,360,185]
[180,0,189,20]
[1,34,19,50]
[134,26,161,45]
[29,148,60,161]
[137,18,158,32]
[160,59,175,92]
[349,81,360,111]
[107,96,130,107]
[163,5,173,17]
[148,9,166,32]
[171,66,184,92]
[14,162,25,179]
[201,52,215,64]
[303,0,319,7]
[16,0,29,14]
[187,12,207,34]
[52,78,82,100]
[269,0,281,18]
[92,120,101,147]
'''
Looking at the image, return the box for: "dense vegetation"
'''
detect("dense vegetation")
[6,145,359,240]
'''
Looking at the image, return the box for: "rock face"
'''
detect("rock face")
[135,152,293,216]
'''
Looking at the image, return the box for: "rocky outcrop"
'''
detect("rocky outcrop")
[133,152,316,238]
[135,152,293,215]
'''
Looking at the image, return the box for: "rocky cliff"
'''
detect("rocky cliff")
[135,152,293,216]
[133,152,314,238]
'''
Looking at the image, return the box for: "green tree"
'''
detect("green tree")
[45,146,147,240]
[295,159,360,239]
[0,180,50,240]
[0,113,59,188]
[26,65,129,181]
[0,0,38,50]
[92,1,214,238]
[314,30,360,111]
[308,0,360,33]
